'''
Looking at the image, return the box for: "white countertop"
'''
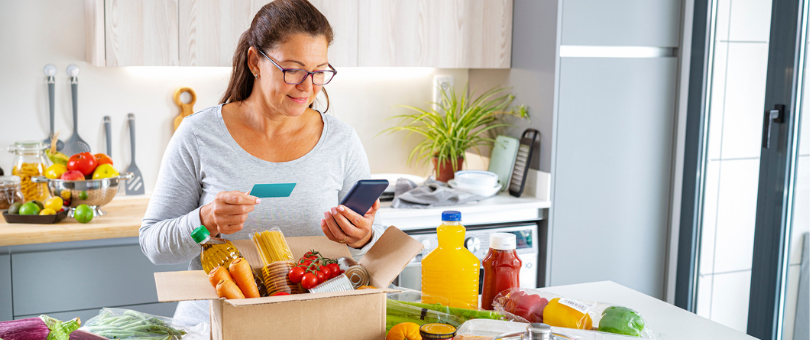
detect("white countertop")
[375,192,551,230]
[540,281,756,340]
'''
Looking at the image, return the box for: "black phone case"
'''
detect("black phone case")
[340,179,389,214]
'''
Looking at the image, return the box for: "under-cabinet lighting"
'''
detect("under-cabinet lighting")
[124,66,232,79]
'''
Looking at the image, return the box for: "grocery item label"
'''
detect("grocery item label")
[558,298,592,314]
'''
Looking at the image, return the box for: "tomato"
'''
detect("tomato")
[320,265,331,280]
[67,152,97,176]
[303,250,320,259]
[301,273,318,290]
[327,263,341,278]
[288,266,305,283]
[271,292,290,296]
[94,153,113,166]
[316,270,326,283]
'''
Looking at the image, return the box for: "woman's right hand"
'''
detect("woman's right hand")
[199,191,260,235]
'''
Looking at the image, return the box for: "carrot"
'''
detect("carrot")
[216,279,245,299]
[228,258,260,298]
[208,266,234,289]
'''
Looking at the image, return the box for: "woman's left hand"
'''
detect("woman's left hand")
[321,200,380,249]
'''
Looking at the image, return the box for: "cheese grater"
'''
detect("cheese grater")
[509,129,540,197]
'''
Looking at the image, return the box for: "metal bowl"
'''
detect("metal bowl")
[32,173,133,216]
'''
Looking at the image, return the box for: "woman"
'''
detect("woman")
[139,0,384,325]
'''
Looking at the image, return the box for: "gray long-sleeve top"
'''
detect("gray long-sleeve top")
[139,104,384,325]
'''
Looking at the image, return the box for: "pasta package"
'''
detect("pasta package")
[250,228,294,266]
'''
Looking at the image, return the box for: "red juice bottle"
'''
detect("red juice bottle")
[481,233,522,310]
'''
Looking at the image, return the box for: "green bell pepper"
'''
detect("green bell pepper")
[598,306,645,337]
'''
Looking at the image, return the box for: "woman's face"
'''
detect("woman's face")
[252,33,329,118]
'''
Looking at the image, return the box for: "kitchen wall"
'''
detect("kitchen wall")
[469,0,559,173]
[0,0,469,194]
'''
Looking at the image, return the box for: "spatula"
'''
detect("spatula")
[62,64,91,157]
[42,64,63,151]
[124,113,145,195]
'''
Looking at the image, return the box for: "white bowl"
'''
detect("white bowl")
[448,179,502,197]
[454,170,499,187]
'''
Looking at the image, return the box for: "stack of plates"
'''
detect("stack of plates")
[449,170,501,197]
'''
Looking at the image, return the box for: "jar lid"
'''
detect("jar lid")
[490,233,517,250]
[420,323,457,339]
[441,210,461,222]
[0,176,21,187]
[8,141,47,153]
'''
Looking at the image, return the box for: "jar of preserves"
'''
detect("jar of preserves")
[8,141,51,202]
[0,176,24,210]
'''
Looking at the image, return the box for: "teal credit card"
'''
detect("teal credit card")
[250,183,296,198]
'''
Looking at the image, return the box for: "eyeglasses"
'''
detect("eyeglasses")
[258,49,337,85]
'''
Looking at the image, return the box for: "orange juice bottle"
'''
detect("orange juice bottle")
[421,211,481,309]
[191,225,242,274]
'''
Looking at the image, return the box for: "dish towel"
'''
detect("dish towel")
[391,177,485,209]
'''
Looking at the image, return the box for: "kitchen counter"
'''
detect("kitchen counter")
[0,196,149,247]
[539,281,756,340]
[376,192,551,230]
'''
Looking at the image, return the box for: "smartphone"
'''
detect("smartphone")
[339,179,389,214]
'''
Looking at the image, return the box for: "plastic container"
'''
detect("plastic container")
[481,233,522,310]
[421,211,481,309]
[191,225,242,274]
[8,141,50,202]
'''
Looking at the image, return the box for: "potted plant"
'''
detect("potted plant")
[384,83,528,182]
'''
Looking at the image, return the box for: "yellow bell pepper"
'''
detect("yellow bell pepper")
[386,322,422,340]
[543,298,593,330]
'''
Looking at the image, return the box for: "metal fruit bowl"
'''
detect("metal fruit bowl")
[32,173,133,216]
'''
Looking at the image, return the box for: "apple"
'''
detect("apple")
[94,153,113,167]
[92,164,119,180]
[60,170,85,181]
[67,152,97,176]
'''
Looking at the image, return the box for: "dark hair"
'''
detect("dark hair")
[220,0,333,112]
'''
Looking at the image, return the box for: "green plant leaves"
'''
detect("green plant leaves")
[382,82,529,172]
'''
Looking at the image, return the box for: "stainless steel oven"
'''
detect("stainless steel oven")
[394,222,539,292]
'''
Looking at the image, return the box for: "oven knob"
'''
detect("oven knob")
[465,237,480,253]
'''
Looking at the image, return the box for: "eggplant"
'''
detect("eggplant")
[0,315,80,340]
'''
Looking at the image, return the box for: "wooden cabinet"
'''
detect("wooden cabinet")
[358,0,512,68]
[178,0,257,66]
[87,0,512,68]
[104,0,179,66]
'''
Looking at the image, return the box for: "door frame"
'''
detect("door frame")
[675,0,808,338]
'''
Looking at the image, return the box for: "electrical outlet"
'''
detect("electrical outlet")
[433,75,454,109]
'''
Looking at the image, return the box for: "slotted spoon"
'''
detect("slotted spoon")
[62,64,91,156]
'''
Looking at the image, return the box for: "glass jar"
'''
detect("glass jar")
[8,141,51,202]
[0,176,24,210]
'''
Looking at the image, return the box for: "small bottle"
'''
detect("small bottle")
[421,211,480,309]
[481,233,522,310]
[191,225,242,274]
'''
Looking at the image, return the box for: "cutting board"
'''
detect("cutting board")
[487,136,519,192]
[173,87,197,131]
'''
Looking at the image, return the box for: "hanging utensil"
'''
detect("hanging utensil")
[124,113,145,195]
[62,64,91,156]
[173,87,197,132]
[104,116,112,157]
[42,64,64,151]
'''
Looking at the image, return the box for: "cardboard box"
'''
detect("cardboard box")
[155,227,423,339]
